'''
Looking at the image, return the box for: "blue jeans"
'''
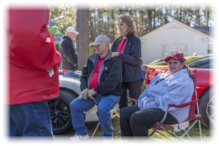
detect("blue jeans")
[70,94,120,137]
[9,101,53,137]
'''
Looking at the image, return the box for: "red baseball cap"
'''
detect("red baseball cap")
[164,52,186,62]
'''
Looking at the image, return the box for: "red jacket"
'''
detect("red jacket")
[9,8,61,105]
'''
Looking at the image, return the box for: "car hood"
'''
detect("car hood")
[59,75,81,95]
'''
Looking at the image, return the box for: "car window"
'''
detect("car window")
[186,56,212,69]
[198,63,210,68]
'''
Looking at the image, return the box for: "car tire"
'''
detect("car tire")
[199,89,212,127]
[48,90,77,134]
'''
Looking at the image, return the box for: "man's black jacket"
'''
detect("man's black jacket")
[80,52,122,96]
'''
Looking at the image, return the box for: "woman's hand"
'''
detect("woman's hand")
[111,52,120,57]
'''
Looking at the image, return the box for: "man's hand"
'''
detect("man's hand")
[87,89,97,98]
[81,89,88,99]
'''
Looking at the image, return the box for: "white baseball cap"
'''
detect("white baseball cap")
[66,27,79,35]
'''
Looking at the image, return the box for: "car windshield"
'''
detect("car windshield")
[148,56,202,66]
[149,59,167,65]
[186,55,212,68]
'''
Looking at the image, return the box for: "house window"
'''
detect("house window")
[162,44,188,57]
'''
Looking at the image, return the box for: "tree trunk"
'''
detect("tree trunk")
[205,8,210,26]
[76,8,89,70]
[147,9,153,33]
[195,9,201,26]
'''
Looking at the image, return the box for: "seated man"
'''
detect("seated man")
[120,52,194,137]
[70,35,122,139]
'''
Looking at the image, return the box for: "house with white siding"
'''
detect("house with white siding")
[140,20,212,64]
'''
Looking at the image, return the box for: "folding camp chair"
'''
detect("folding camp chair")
[91,103,120,137]
[149,69,202,140]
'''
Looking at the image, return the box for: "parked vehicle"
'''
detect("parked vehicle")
[144,55,213,127]
[48,72,119,134]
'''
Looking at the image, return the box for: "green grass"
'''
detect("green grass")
[87,116,211,140]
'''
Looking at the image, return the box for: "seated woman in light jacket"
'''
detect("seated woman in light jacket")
[120,52,194,137]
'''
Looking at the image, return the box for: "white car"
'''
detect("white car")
[48,72,119,134]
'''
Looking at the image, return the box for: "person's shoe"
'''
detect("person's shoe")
[70,134,89,141]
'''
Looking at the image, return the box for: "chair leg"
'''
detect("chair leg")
[180,120,203,141]
[155,130,173,140]
[180,120,197,139]
[198,119,203,141]
[149,129,156,136]
[181,129,192,140]
[92,122,100,137]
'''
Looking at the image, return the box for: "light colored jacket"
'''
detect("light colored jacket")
[138,69,194,122]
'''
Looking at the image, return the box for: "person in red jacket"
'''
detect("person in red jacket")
[8,8,61,137]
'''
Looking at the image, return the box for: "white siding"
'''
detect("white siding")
[140,20,211,64]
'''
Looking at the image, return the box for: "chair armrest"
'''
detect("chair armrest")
[168,100,197,108]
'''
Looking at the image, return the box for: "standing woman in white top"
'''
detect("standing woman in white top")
[120,52,194,136]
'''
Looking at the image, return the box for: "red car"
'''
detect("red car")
[144,55,213,127]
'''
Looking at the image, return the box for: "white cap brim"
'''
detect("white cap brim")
[90,42,101,47]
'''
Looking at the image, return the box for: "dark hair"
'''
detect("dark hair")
[116,15,135,34]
